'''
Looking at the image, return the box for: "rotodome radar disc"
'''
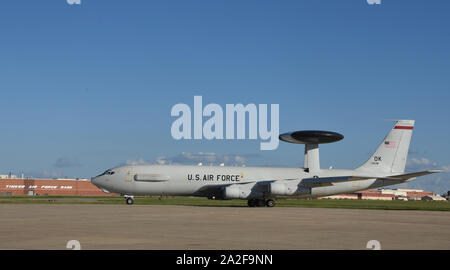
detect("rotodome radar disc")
[279,130,344,144]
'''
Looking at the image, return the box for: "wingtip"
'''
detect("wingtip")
[428,170,445,174]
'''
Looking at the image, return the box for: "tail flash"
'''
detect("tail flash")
[356,120,414,174]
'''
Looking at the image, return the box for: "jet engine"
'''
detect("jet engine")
[269,182,297,196]
[269,181,311,196]
[223,184,252,199]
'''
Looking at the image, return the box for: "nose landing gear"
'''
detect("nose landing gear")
[247,198,276,207]
[125,195,134,205]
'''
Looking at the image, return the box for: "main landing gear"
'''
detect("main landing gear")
[247,198,276,207]
[125,195,134,205]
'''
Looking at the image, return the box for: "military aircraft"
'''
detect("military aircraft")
[91,120,441,206]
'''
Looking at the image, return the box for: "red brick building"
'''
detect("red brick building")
[0,178,117,196]
[319,188,436,201]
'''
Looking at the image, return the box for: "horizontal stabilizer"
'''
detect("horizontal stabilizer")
[386,170,443,180]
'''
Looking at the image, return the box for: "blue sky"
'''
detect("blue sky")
[0,1,449,193]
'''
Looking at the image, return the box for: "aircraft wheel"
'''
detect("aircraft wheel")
[126,197,134,205]
[247,199,256,207]
[266,199,276,207]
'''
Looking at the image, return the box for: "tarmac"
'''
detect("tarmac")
[0,204,449,250]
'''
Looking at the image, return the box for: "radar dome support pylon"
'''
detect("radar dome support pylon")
[304,143,320,172]
[279,130,344,173]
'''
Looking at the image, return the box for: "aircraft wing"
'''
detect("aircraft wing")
[194,171,443,193]
[302,176,372,187]
[302,170,442,187]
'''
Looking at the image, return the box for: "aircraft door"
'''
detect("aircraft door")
[125,167,135,182]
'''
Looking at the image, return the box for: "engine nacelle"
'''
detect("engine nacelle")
[269,182,297,196]
[223,185,252,199]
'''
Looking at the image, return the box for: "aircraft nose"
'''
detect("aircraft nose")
[91,176,99,186]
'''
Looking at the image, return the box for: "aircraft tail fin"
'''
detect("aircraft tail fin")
[356,120,414,174]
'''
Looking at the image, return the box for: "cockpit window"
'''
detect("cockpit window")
[96,170,115,177]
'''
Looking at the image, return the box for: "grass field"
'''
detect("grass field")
[0,195,449,211]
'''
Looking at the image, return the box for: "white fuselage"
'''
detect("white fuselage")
[91,164,404,199]
[90,120,425,204]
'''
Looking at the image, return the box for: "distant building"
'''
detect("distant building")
[381,189,407,197]
[319,190,394,201]
[0,178,116,196]
[358,190,394,201]
[321,194,358,200]
[319,188,441,201]
[0,174,18,179]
